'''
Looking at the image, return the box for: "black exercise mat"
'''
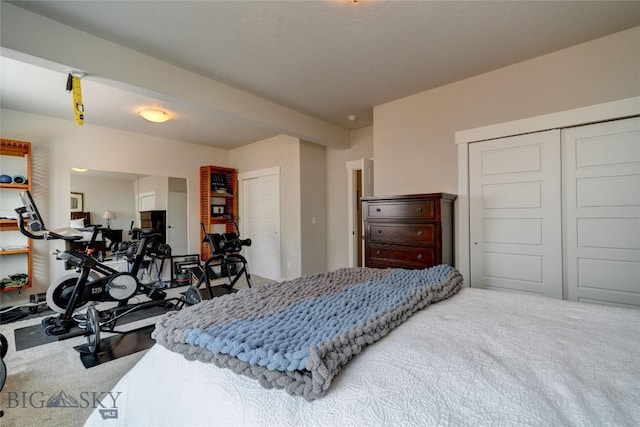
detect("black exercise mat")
[14,304,171,351]
[75,324,156,368]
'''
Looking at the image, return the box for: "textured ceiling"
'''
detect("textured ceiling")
[1,1,639,148]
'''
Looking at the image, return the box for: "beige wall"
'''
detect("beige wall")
[1,108,229,305]
[373,26,640,196]
[300,140,327,274]
[137,175,169,211]
[229,134,302,279]
[325,126,374,270]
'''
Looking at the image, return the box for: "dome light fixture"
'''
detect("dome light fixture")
[138,108,171,123]
[71,167,88,172]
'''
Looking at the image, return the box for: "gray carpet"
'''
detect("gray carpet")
[0,275,271,427]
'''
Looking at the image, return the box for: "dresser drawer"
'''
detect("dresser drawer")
[366,200,436,220]
[368,223,436,244]
[367,243,436,269]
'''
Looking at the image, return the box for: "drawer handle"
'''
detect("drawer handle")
[417,230,423,236]
[377,229,382,234]
[376,250,382,255]
[417,254,423,260]
[376,208,381,212]
[416,207,423,212]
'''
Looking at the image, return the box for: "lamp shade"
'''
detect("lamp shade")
[138,108,171,123]
[103,210,115,229]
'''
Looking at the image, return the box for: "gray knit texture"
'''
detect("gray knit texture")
[153,266,463,400]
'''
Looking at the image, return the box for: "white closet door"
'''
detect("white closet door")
[563,117,640,306]
[241,172,281,281]
[469,130,562,297]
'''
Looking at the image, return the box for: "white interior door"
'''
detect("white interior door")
[563,116,640,306]
[241,169,281,281]
[138,191,156,213]
[167,191,188,256]
[469,130,562,297]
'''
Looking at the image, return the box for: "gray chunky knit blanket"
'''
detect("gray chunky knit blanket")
[153,265,463,400]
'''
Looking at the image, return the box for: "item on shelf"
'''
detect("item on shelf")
[211,205,225,216]
[0,273,29,290]
[210,173,229,193]
[0,139,33,293]
[0,211,18,220]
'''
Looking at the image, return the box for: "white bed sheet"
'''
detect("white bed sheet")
[85,287,640,427]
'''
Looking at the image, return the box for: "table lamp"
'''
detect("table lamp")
[103,210,116,229]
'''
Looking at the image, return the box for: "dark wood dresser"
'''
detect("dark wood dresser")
[362,193,456,269]
[140,210,167,243]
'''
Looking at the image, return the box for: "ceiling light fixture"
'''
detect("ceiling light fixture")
[347,114,358,122]
[138,108,171,123]
[71,167,88,172]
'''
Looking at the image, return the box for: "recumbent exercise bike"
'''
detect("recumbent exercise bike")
[15,191,200,355]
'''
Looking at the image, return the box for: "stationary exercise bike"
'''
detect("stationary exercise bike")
[15,191,198,355]
[197,218,253,298]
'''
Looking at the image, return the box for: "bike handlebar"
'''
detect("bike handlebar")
[15,210,82,241]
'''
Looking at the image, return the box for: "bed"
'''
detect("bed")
[84,266,640,427]
[70,211,109,252]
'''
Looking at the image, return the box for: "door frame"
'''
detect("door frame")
[455,96,640,286]
[346,158,373,267]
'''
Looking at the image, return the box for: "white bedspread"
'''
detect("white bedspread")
[85,287,640,427]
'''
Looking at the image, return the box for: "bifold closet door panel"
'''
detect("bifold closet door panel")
[563,116,640,307]
[469,130,562,298]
